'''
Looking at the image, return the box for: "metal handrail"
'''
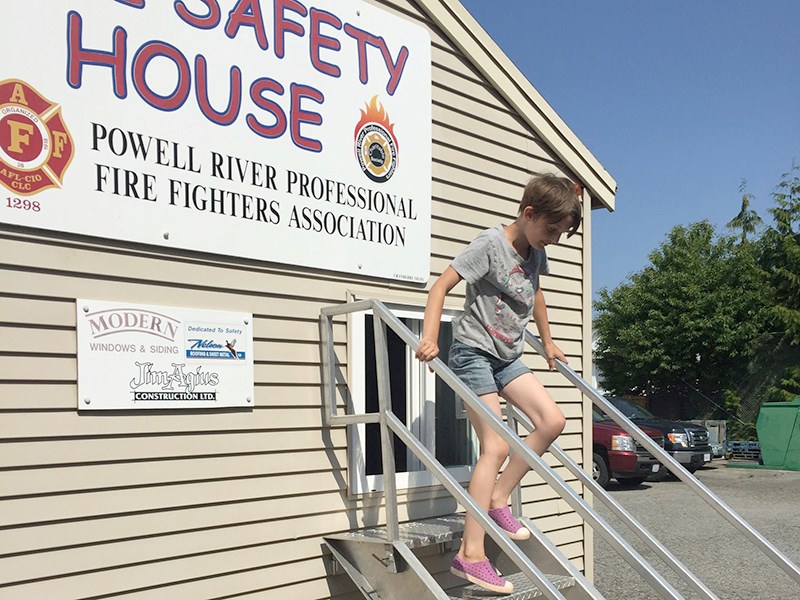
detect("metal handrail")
[320,299,685,600]
[524,330,800,585]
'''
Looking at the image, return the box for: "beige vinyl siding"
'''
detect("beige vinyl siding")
[0,1,600,597]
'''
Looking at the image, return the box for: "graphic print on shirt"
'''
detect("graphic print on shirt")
[486,262,535,344]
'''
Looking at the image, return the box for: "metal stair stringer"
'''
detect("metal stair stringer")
[324,536,449,600]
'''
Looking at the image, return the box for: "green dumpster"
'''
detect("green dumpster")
[756,398,800,471]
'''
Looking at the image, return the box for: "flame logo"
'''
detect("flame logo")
[354,96,397,151]
[353,96,400,183]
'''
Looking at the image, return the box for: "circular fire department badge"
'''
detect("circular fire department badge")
[0,79,74,195]
[354,96,399,183]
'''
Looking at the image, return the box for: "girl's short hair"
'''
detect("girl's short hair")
[519,174,583,237]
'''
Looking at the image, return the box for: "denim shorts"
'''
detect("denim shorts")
[448,340,530,396]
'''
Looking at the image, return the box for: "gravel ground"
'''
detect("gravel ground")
[592,460,800,600]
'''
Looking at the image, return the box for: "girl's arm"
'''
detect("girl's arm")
[416,266,462,361]
[533,285,568,370]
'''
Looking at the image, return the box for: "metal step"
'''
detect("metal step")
[327,514,465,549]
[448,572,575,600]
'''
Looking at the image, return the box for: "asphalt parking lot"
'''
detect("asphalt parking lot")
[592,460,800,599]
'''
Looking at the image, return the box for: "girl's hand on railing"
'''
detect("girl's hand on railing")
[543,341,568,371]
[415,337,439,362]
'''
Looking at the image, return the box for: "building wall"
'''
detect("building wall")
[0,1,592,597]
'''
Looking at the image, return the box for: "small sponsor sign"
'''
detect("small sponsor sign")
[77,299,254,410]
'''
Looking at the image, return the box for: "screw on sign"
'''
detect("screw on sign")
[0,79,74,195]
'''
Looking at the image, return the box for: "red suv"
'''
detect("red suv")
[592,409,665,488]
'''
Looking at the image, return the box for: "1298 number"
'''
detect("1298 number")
[5,197,41,212]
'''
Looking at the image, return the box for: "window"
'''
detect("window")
[348,306,477,494]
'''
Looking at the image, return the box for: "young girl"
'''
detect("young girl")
[415,174,582,594]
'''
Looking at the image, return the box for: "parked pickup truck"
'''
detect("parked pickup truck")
[607,397,712,474]
[592,409,664,488]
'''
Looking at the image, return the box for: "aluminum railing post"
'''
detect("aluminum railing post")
[505,407,524,518]
[373,309,400,543]
[319,313,336,425]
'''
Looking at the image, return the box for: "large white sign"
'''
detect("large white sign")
[1,1,431,283]
[77,299,255,410]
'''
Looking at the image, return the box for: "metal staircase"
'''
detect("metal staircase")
[319,299,800,600]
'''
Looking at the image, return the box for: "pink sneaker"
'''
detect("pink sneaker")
[488,506,531,540]
[450,554,514,594]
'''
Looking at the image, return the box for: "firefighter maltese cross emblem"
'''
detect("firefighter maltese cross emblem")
[0,79,74,196]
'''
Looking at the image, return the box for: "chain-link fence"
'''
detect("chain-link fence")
[639,333,800,440]
[719,333,800,439]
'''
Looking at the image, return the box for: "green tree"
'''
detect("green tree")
[767,365,800,402]
[761,163,800,344]
[726,179,764,244]
[594,221,772,417]
[755,164,800,404]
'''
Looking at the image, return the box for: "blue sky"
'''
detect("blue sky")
[459,0,800,302]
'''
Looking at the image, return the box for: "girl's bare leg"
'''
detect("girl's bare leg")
[491,372,566,509]
[458,392,510,562]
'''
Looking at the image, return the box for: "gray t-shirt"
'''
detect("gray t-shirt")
[451,225,549,361]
